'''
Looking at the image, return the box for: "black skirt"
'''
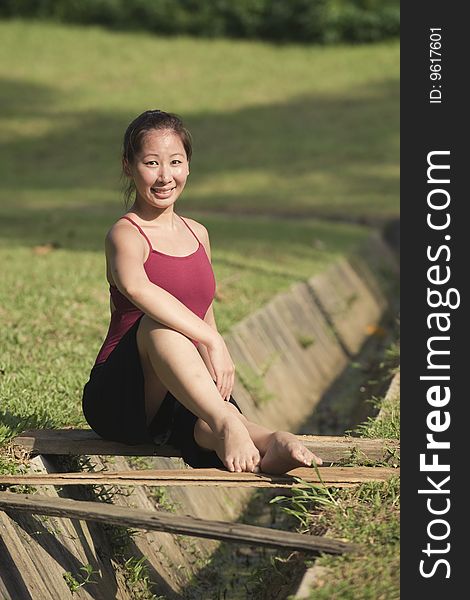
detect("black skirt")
[82,316,243,469]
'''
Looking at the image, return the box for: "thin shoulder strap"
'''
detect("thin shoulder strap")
[178,215,201,243]
[120,216,153,251]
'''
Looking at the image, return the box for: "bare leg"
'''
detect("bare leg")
[194,405,323,475]
[136,316,261,473]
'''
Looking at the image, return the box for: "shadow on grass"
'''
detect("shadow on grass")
[0,74,398,249]
[0,410,57,444]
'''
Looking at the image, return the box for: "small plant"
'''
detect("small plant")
[236,363,275,407]
[127,456,154,470]
[101,522,138,557]
[175,534,210,569]
[123,555,160,599]
[150,486,178,512]
[353,395,400,440]
[269,463,339,529]
[332,292,358,317]
[63,564,99,594]
[296,332,316,348]
[345,292,358,309]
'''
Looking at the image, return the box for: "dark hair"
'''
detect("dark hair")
[121,109,192,207]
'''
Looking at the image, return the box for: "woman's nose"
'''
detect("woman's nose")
[156,164,171,183]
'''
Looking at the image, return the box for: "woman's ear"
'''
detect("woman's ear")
[122,158,132,177]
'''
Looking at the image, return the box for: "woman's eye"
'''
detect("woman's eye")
[146,161,158,166]
[172,160,182,165]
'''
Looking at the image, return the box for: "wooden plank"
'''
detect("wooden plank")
[0,491,355,556]
[297,435,399,463]
[11,428,182,457]
[11,430,399,462]
[0,466,399,488]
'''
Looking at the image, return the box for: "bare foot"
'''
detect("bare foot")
[213,415,261,473]
[259,431,323,475]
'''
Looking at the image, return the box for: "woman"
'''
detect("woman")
[82,109,322,474]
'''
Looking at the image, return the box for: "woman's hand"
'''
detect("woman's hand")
[206,333,235,401]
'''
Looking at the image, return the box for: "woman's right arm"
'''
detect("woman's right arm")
[106,221,234,397]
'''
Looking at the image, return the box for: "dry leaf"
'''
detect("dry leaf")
[365,324,387,337]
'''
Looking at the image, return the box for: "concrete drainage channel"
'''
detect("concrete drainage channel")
[1,230,399,599]
[293,370,400,600]
[182,306,400,599]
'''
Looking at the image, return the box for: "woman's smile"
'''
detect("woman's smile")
[150,186,176,199]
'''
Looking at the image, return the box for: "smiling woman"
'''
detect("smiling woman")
[81,109,323,475]
[121,110,193,208]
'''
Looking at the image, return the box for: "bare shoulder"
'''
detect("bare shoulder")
[182,216,212,260]
[105,217,147,258]
[182,216,210,243]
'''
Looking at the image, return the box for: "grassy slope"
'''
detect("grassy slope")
[0,20,399,218]
[0,22,398,447]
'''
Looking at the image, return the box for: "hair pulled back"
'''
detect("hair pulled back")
[122,109,192,207]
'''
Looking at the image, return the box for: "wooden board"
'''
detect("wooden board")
[0,465,399,488]
[0,491,354,556]
[11,429,399,463]
[11,428,181,457]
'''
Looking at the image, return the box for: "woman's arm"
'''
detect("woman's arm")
[191,220,235,400]
[107,218,235,400]
[197,303,218,380]
[106,220,220,349]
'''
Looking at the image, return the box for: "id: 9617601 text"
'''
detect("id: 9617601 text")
[429,28,443,104]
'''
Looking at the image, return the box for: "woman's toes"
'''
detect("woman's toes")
[308,453,322,466]
[293,447,307,462]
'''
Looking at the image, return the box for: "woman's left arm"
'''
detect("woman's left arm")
[198,303,218,380]
[191,219,234,400]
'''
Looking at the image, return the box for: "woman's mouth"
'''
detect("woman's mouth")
[151,186,175,198]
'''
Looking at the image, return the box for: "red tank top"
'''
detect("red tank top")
[94,214,216,365]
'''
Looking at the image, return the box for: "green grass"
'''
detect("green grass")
[354,394,400,440]
[266,367,400,599]
[298,477,400,600]
[298,365,400,598]
[0,20,398,220]
[0,27,399,598]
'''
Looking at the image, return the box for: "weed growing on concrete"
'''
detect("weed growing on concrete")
[123,555,161,599]
[296,333,316,348]
[236,362,274,407]
[63,564,99,594]
[150,486,179,512]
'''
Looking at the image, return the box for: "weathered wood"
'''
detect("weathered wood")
[11,429,399,462]
[297,435,399,463]
[0,466,398,488]
[11,428,181,457]
[0,491,355,556]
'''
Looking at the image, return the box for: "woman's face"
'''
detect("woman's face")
[126,129,190,210]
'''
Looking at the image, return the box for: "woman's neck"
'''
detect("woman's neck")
[128,201,177,227]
